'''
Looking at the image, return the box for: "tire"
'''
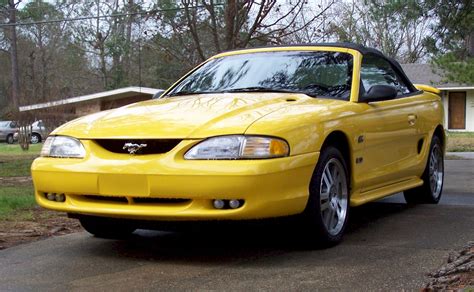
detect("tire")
[79,215,136,239]
[6,134,14,144]
[30,133,41,144]
[404,135,444,204]
[303,146,350,247]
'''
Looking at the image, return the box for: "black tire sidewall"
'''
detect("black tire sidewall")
[6,135,14,144]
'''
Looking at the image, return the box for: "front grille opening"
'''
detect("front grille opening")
[79,195,190,205]
[95,139,182,155]
[83,195,128,203]
[133,198,190,204]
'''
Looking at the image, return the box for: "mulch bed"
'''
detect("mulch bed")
[0,176,32,187]
[0,206,82,250]
[423,241,474,290]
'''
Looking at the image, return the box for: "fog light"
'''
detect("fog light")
[46,193,56,201]
[55,194,66,202]
[229,199,240,209]
[213,199,225,209]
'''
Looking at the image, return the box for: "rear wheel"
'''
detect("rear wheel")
[404,135,444,204]
[30,133,41,144]
[6,134,14,144]
[79,215,136,239]
[304,146,350,247]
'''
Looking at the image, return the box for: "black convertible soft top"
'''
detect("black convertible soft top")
[228,42,418,93]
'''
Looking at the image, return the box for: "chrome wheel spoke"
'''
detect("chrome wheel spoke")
[335,204,342,218]
[323,167,333,187]
[320,190,330,201]
[320,200,330,211]
[329,210,338,229]
[324,207,333,226]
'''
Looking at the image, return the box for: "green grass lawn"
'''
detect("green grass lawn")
[0,143,41,155]
[0,186,35,220]
[0,143,40,177]
[446,132,474,152]
[0,158,36,177]
[0,144,40,220]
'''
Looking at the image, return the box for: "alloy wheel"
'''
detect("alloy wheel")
[31,134,40,144]
[429,144,443,199]
[319,158,348,236]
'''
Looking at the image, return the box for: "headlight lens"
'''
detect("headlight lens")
[40,136,86,158]
[184,135,289,160]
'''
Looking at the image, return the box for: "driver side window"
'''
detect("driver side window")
[361,55,410,97]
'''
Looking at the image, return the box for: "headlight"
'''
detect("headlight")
[40,136,86,158]
[184,135,289,160]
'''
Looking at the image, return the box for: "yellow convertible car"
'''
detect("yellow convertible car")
[32,43,445,245]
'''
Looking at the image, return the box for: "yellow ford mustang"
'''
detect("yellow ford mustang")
[32,43,445,246]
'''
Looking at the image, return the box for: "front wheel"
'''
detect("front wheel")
[6,134,14,144]
[304,146,350,247]
[79,215,136,239]
[404,135,444,204]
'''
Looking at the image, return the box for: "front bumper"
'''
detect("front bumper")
[32,140,319,220]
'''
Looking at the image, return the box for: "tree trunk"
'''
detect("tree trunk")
[8,0,20,112]
[124,0,133,83]
[38,25,47,101]
[224,0,237,50]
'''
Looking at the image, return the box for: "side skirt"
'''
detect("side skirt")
[350,177,423,207]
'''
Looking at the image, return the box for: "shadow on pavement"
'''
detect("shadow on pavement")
[80,201,414,263]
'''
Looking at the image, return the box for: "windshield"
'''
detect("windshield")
[168,51,353,100]
[0,121,10,127]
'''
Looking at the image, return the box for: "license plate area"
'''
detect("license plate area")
[99,174,149,196]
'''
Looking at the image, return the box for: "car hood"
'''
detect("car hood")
[52,93,312,139]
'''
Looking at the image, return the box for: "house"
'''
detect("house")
[402,64,474,132]
[19,86,164,120]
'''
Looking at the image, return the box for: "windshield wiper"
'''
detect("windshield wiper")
[167,91,215,97]
[222,86,297,94]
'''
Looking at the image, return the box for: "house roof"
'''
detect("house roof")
[401,63,473,90]
[19,86,163,112]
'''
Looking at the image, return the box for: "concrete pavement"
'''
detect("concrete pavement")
[1,159,473,291]
[446,152,474,160]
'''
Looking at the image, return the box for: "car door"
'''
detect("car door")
[0,122,5,140]
[355,55,424,192]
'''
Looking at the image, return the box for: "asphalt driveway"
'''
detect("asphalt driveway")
[1,159,473,291]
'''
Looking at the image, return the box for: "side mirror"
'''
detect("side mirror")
[359,85,397,103]
[152,90,165,99]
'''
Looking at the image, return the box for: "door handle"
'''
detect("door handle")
[408,114,417,126]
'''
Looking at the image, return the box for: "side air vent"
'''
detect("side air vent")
[417,138,424,154]
[95,139,181,155]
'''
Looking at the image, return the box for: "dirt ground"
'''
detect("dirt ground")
[0,176,32,186]
[0,206,82,250]
[423,242,474,290]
